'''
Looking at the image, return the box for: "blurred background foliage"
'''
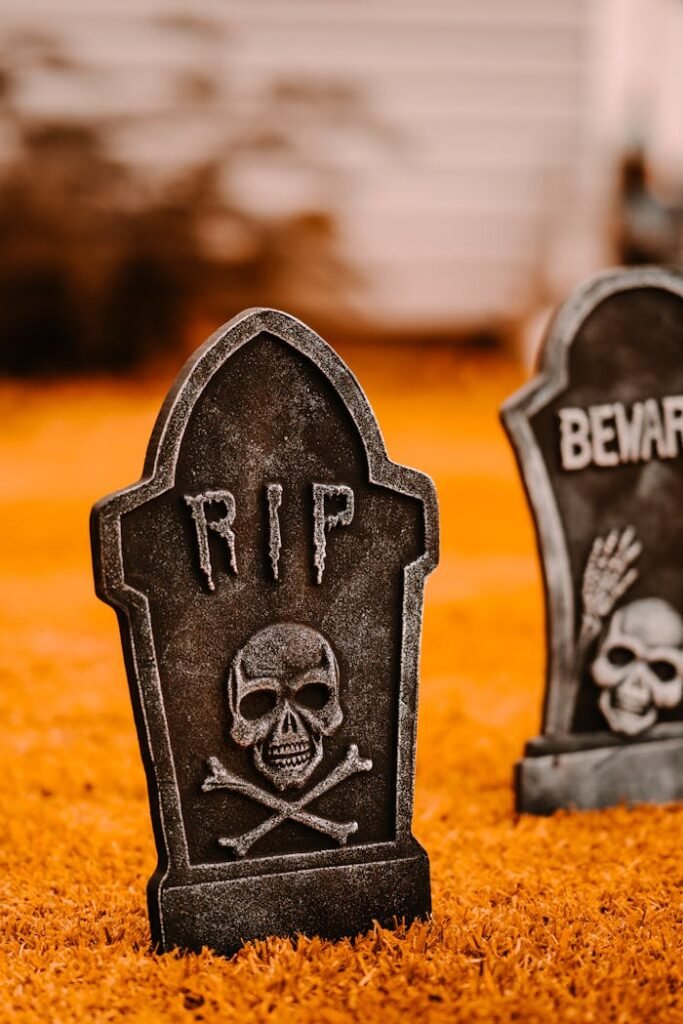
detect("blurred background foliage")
[0,19,377,373]
[0,1,682,374]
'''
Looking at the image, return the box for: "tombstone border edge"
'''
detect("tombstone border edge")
[501,266,683,813]
[90,307,439,952]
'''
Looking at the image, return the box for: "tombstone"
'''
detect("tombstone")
[91,308,438,954]
[502,266,683,814]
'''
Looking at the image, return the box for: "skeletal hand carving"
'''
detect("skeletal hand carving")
[579,526,641,651]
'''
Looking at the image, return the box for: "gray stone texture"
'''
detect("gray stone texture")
[91,308,438,955]
[502,268,683,814]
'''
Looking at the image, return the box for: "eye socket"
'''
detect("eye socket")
[607,646,635,667]
[650,660,678,682]
[239,689,277,720]
[295,683,330,710]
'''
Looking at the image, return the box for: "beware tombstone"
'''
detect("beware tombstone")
[91,308,438,954]
[502,267,683,814]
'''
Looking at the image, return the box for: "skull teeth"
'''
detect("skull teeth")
[273,752,311,768]
[266,741,312,767]
[614,691,651,715]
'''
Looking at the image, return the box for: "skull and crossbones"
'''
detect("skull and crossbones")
[203,623,372,857]
[591,598,683,736]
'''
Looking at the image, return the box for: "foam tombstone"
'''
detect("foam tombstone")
[503,267,683,814]
[91,308,438,954]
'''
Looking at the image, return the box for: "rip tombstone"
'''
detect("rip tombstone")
[91,308,438,954]
[503,267,683,814]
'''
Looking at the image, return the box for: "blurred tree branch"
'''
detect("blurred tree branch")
[0,17,385,374]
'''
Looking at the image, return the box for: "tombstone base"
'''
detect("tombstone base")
[153,839,431,956]
[516,734,683,815]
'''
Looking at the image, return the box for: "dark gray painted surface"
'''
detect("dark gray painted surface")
[91,308,438,954]
[502,268,683,813]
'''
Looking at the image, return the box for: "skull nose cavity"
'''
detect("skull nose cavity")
[614,668,651,714]
[283,706,298,734]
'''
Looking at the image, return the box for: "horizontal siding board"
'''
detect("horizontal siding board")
[0,0,591,328]
[3,0,583,29]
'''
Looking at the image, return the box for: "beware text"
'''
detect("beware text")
[558,395,683,472]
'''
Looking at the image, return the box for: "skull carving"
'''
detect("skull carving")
[228,624,343,790]
[591,598,683,736]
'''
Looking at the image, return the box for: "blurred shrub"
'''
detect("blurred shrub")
[0,24,369,375]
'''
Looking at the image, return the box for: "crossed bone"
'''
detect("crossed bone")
[202,744,373,858]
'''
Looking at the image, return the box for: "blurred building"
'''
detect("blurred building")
[0,0,681,370]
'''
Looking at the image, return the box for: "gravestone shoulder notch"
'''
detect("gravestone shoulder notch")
[502,266,683,814]
[91,307,438,954]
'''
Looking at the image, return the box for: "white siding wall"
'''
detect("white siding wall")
[1,0,595,333]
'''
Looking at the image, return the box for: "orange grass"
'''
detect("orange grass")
[1,346,683,1023]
